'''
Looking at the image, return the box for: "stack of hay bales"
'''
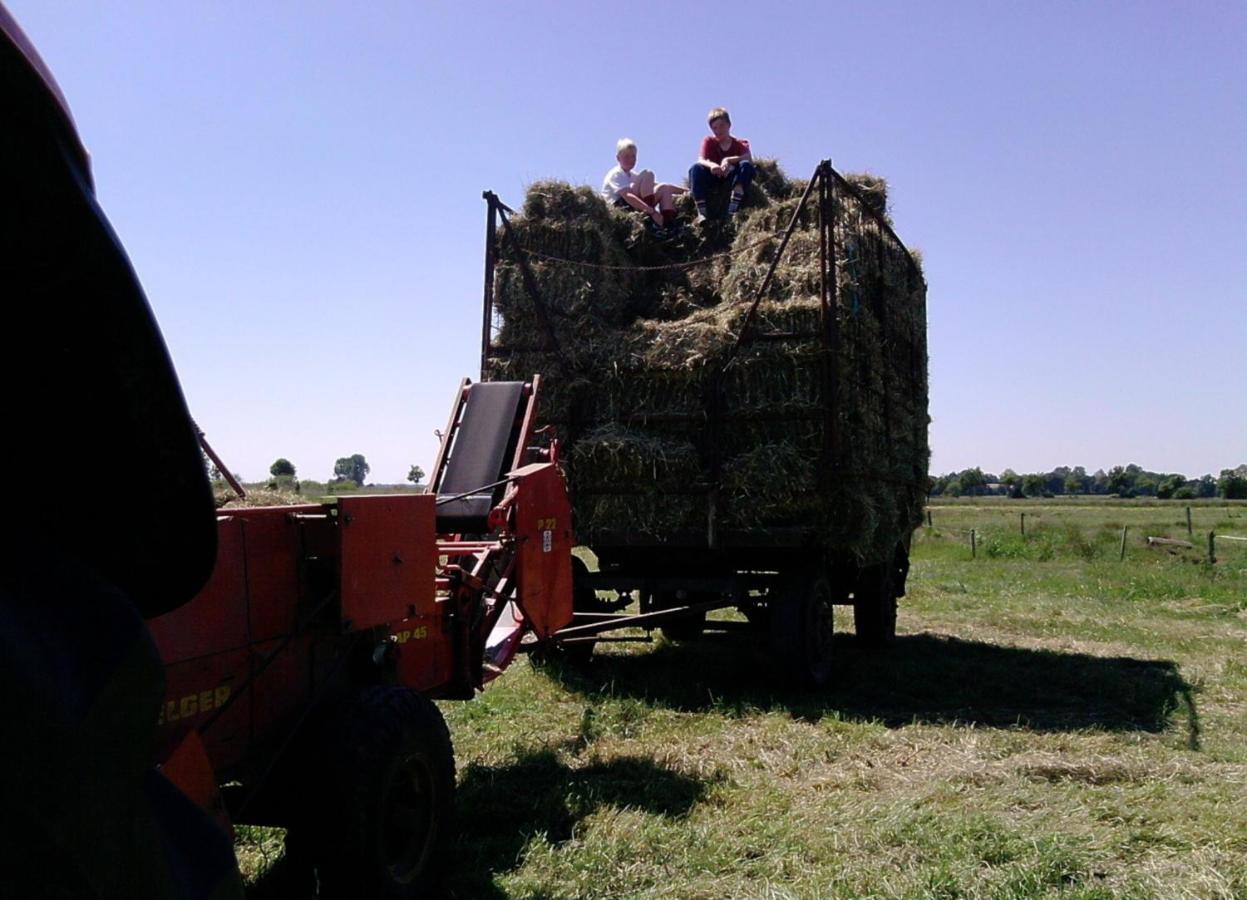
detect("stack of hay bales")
[486,161,928,564]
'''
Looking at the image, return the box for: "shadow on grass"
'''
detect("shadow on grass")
[447,749,712,897]
[540,632,1199,741]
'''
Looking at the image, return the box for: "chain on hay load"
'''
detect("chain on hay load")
[486,160,928,562]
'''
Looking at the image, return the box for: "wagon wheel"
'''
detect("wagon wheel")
[768,567,835,687]
[300,686,456,899]
[853,547,904,647]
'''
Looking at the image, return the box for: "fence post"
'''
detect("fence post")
[927,509,933,528]
[971,528,977,559]
[1119,525,1128,561]
[1208,531,1216,565]
[1020,512,1026,535]
[1186,506,1193,538]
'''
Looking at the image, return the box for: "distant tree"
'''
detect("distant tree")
[1021,473,1045,497]
[943,478,963,497]
[1156,475,1186,500]
[959,467,986,497]
[1218,467,1247,500]
[1196,474,1217,498]
[1107,465,1132,496]
[1064,473,1083,495]
[333,453,370,486]
[1046,466,1071,495]
[270,458,296,478]
[407,464,426,485]
[1172,486,1196,500]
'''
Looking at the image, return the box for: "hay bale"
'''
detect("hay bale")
[487,163,927,562]
[570,425,705,538]
[842,172,889,219]
[750,158,798,200]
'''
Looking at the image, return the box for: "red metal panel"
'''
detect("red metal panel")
[512,464,574,639]
[158,650,250,772]
[148,517,249,663]
[249,636,316,752]
[236,508,308,644]
[158,730,233,838]
[338,495,437,632]
[391,611,453,695]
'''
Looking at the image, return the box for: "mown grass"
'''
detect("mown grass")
[242,502,1247,898]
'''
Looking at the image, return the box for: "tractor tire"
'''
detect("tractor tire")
[768,569,835,687]
[657,590,709,642]
[853,553,902,647]
[308,686,456,899]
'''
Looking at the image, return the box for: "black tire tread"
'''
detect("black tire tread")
[768,570,834,687]
[313,686,456,899]
[854,556,901,647]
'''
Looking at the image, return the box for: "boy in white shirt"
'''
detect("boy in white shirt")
[601,138,685,232]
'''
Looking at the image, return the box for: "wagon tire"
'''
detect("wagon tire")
[769,568,835,687]
[304,686,456,899]
[854,554,901,647]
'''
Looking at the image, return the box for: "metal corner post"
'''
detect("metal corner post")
[480,191,499,380]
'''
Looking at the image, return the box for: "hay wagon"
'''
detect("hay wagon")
[480,159,928,684]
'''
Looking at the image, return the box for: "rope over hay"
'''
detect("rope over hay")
[511,230,787,272]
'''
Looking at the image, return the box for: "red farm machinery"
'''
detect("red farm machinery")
[149,378,573,895]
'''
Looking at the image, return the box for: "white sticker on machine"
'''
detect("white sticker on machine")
[543,530,552,552]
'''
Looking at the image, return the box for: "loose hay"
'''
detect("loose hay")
[487,161,928,562]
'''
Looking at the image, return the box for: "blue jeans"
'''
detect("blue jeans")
[688,159,756,201]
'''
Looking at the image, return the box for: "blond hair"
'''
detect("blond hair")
[615,137,637,156]
[707,107,731,126]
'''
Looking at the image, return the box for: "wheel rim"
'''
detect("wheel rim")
[380,751,436,883]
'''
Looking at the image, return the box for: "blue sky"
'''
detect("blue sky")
[9,0,1244,483]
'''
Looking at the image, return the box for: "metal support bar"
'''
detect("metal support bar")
[496,205,566,366]
[553,598,734,640]
[829,169,925,283]
[720,162,825,371]
[196,425,246,499]
[578,572,779,593]
[818,159,840,473]
[554,635,654,646]
[480,192,499,379]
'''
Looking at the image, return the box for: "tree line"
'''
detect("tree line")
[930,464,1247,500]
[207,455,427,489]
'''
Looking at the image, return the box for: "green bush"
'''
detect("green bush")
[980,523,1102,561]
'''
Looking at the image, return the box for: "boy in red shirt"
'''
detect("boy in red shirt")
[689,106,755,222]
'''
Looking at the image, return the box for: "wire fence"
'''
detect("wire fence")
[921,505,1247,563]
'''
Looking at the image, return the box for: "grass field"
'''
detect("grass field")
[242,500,1247,898]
